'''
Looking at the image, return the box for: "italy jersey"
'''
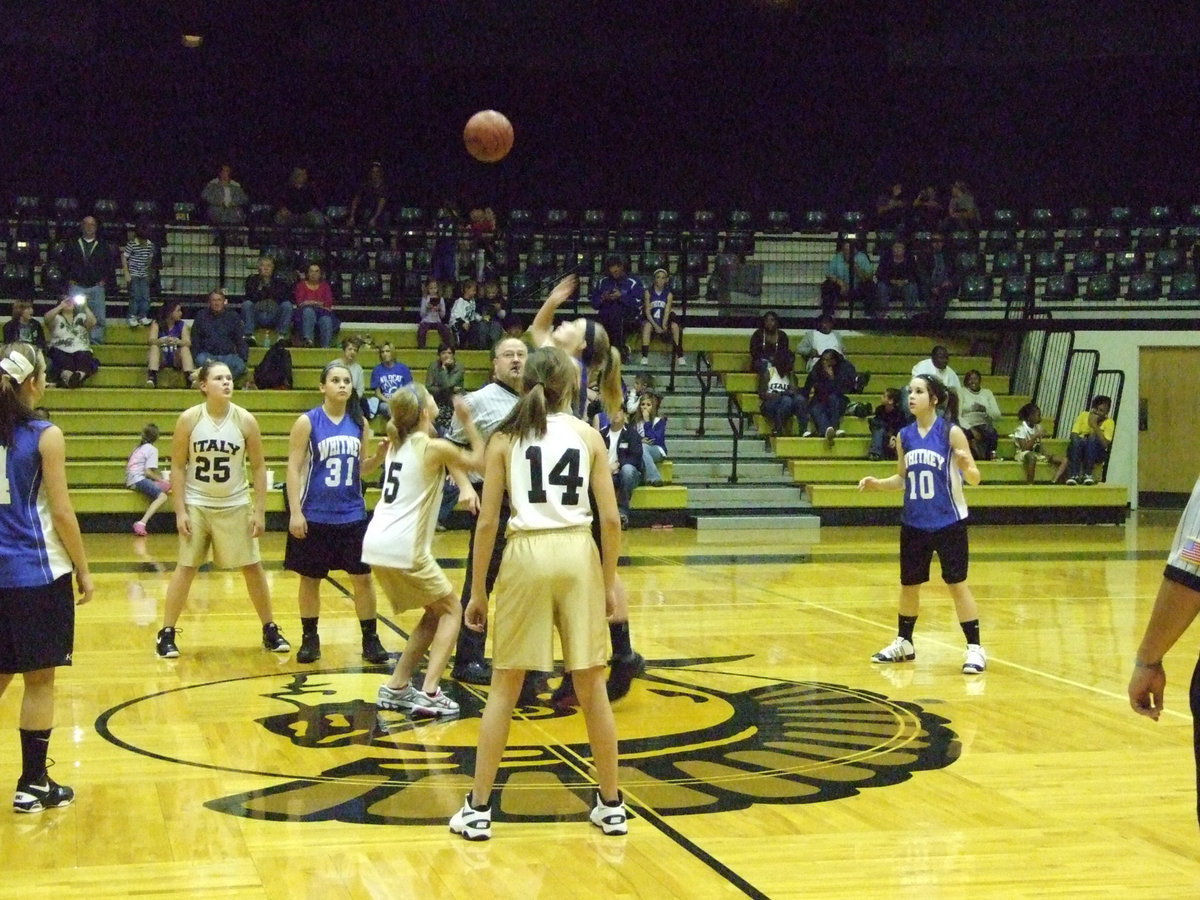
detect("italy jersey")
[507,413,593,532]
[0,419,73,587]
[361,432,441,569]
[899,416,968,531]
[183,404,250,509]
[298,408,365,524]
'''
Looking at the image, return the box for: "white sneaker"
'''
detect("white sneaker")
[801,430,813,438]
[126,316,138,327]
[450,794,492,841]
[1082,475,1095,486]
[376,681,421,711]
[139,317,152,327]
[962,644,987,674]
[589,791,628,835]
[410,687,460,717]
[835,429,846,437]
[871,636,915,663]
[639,356,649,365]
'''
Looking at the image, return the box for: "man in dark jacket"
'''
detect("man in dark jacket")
[874,240,921,318]
[600,406,644,529]
[590,256,642,362]
[242,256,294,346]
[192,288,249,379]
[58,216,114,343]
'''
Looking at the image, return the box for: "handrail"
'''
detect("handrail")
[694,350,717,436]
[725,392,748,484]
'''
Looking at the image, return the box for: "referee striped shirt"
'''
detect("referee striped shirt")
[445,380,520,482]
[123,240,155,277]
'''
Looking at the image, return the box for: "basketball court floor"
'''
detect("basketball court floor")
[2,516,1198,898]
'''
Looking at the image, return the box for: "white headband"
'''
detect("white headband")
[0,353,35,384]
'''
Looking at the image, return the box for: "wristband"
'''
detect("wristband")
[1134,659,1164,670]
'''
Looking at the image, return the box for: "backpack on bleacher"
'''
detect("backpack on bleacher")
[254,339,293,390]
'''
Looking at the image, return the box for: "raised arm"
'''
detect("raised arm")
[531,274,579,348]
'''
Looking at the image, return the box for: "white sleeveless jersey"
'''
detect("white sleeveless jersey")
[361,431,442,569]
[765,364,790,394]
[508,413,593,532]
[183,404,251,508]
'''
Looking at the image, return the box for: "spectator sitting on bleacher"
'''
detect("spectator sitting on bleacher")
[802,347,857,443]
[639,268,683,365]
[868,388,907,461]
[820,238,875,318]
[1064,395,1114,486]
[146,298,194,388]
[797,312,844,372]
[276,165,324,229]
[450,279,486,350]
[944,180,980,231]
[478,279,508,346]
[634,390,668,487]
[242,256,294,347]
[597,404,643,530]
[330,337,370,416]
[192,288,249,382]
[45,295,99,388]
[915,232,957,323]
[2,300,47,351]
[293,263,339,348]
[201,163,249,226]
[417,280,455,350]
[912,186,943,232]
[874,240,921,318]
[876,182,908,230]
[591,256,643,363]
[425,344,465,433]
[749,310,789,375]
[758,349,807,438]
[1012,402,1059,484]
[957,369,1002,461]
[369,341,413,415]
[348,161,388,229]
[905,345,960,421]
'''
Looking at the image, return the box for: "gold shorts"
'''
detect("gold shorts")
[491,527,607,674]
[177,504,260,569]
[373,554,454,614]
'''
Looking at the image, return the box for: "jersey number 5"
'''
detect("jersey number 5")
[381,460,403,503]
[525,446,583,505]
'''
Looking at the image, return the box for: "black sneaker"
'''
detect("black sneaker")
[296,632,320,664]
[451,660,492,685]
[262,622,291,653]
[606,652,645,702]
[156,626,180,658]
[14,776,74,813]
[245,335,258,347]
[550,672,578,709]
[361,633,390,664]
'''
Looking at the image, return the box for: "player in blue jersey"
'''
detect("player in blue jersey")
[285,362,390,664]
[858,373,987,674]
[0,342,93,813]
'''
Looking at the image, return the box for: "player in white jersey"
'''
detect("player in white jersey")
[452,346,626,841]
[0,342,93,813]
[155,361,290,658]
[532,274,644,704]
[1130,474,1200,826]
[363,384,484,717]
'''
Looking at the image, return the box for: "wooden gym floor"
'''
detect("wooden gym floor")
[2,516,1199,898]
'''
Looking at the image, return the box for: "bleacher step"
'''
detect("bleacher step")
[693,513,821,531]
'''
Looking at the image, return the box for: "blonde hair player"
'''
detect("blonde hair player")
[451,346,627,840]
[155,360,290,658]
[363,384,485,717]
[0,343,93,813]
[532,274,643,704]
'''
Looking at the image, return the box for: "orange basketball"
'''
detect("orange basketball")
[463,110,514,163]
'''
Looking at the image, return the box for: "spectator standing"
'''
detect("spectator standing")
[369,341,414,419]
[876,183,908,230]
[590,256,643,362]
[3,300,47,351]
[875,240,921,318]
[191,289,249,381]
[121,220,156,328]
[348,161,388,229]
[425,344,465,433]
[293,264,339,348]
[44,296,99,388]
[749,310,789,375]
[242,256,294,347]
[417,280,455,350]
[906,345,961,420]
[911,186,943,232]
[1064,395,1114,485]
[146,299,194,388]
[957,369,1002,461]
[200,164,249,226]
[821,239,876,318]
[328,338,368,418]
[58,216,112,344]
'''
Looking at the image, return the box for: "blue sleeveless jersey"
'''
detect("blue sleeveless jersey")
[0,419,73,587]
[899,416,968,531]
[647,287,669,326]
[299,408,366,524]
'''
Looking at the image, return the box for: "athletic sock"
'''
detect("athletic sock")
[609,621,633,659]
[898,615,918,643]
[19,728,51,784]
[640,344,649,357]
[359,618,378,638]
[301,617,319,637]
[960,619,981,646]
[146,369,158,385]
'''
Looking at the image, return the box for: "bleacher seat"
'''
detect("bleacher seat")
[93,199,126,243]
[332,248,368,273]
[1031,249,1064,276]
[1112,250,1143,275]
[350,270,383,302]
[1152,247,1186,275]
[617,231,645,254]
[688,230,718,253]
[173,201,197,223]
[1072,250,1106,275]
[40,261,65,298]
[956,250,984,275]
[1108,206,1132,227]
[961,274,993,303]
[1147,205,1173,227]
[723,231,754,255]
[985,229,1017,253]
[1067,207,1095,228]
[1134,226,1167,252]
[15,196,49,242]
[1186,204,1200,226]
[642,251,668,275]
[1061,227,1092,251]
[1126,272,1161,301]
[565,251,599,276]
[801,210,828,232]
[581,209,606,228]
[507,272,537,302]
[525,250,555,279]
[991,250,1024,276]
[1029,207,1056,228]
[53,197,79,225]
[507,209,534,254]
[546,208,572,230]
[766,210,791,232]
[684,251,708,275]
[7,239,40,266]
[992,208,1019,228]
[1169,272,1199,301]
[374,249,403,274]
[1176,226,1200,251]
[1095,226,1127,251]
[948,230,977,253]
[839,210,866,233]
[1000,274,1033,309]
[692,209,717,230]
[0,262,35,298]
[1083,273,1119,302]
[397,207,426,228]
[1043,272,1078,302]
[728,209,753,230]
[651,229,680,253]
[653,210,678,232]
[1022,227,1054,251]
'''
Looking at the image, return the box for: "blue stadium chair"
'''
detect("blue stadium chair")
[1029,207,1056,228]
[373,249,404,274]
[961,274,993,304]
[1134,226,1167,252]
[1021,228,1054,252]
[1152,248,1186,275]
[1031,249,1064,276]
[1112,250,1143,275]
[1067,207,1095,228]
[332,248,368,273]
[801,210,829,232]
[1168,272,1199,301]
[1000,274,1034,309]
[350,270,383,303]
[872,230,898,256]
[766,210,791,232]
[1072,250,1106,275]
[324,205,349,225]
[1083,273,1119,302]
[955,250,984,275]
[991,250,1024,276]
[1126,272,1161,302]
[1042,272,1078,303]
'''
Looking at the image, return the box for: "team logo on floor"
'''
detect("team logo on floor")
[95,657,958,825]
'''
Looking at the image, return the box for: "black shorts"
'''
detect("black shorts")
[284,519,371,579]
[0,574,75,673]
[900,520,969,586]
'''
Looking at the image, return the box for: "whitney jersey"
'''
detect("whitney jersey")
[298,407,365,525]
[361,432,442,569]
[183,404,250,508]
[0,419,73,587]
[899,415,968,531]
[507,413,593,532]
[646,286,669,325]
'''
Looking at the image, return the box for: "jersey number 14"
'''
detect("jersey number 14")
[525,446,583,505]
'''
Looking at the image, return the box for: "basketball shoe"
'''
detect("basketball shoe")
[871,636,915,663]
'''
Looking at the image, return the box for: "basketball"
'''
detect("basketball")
[463,110,514,163]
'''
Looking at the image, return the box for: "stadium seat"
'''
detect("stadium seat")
[1031,249,1064,276]
[506,209,534,254]
[1083,273,1119,302]
[545,208,572,230]
[1152,248,1186,275]
[1071,250,1106,275]
[53,197,79,225]
[723,231,754,255]
[1021,228,1054,252]
[801,210,829,232]
[1168,272,1199,301]
[766,210,791,232]
[1060,227,1092,251]
[617,231,645,254]
[1147,205,1173,228]
[651,229,680,252]
[40,261,65,298]
[524,251,556,279]
[839,210,866,233]
[961,274,993,303]
[331,248,367,273]
[1126,272,1161,302]
[1187,205,1200,226]
[1029,207,1056,228]
[1042,272,1078,303]
[565,251,599,277]
[1095,226,1127,251]
[654,210,680,231]
[14,196,49,242]
[1176,226,1200,251]
[507,272,537,302]
[1134,226,1167,252]
[1112,250,1143,275]
[677,273,701,298]
[955,250,984,275]
[693,210,717,230]
[173,201,197,223]
[985,229,1017,253]
[323,205,349,225]
[396,207,426,228]
[350,270,383,303]
[688,231,718,253]
[1000,274,1034,309]
[728,209,752,230]
[7,239,40,266]
[1108,206,1132,227]
[991,208,1019,228]
[373,249,404,274]
[948,230,978,253]
[684,251,708,275]
[872,230,898,256]
[581,209,607,228]
[642,252,668,274]
[991,250,1024,276]
[1067,207,1095,228]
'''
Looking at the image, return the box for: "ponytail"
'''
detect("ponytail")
[0,342,41,446]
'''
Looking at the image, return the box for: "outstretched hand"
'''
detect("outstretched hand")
[548,274,578,308]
